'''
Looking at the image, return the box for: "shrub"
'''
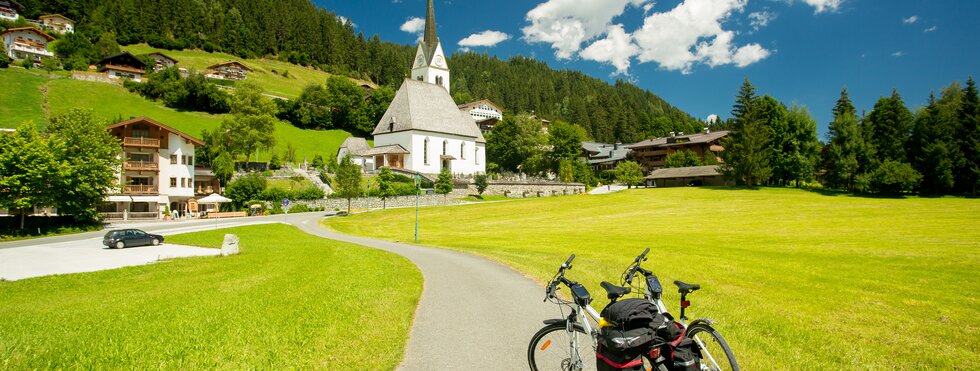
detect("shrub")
[292,186,325,200]
[869,160,922,195]
[225,173,267,208]
[259,187,290,202]
[475,174,489,195]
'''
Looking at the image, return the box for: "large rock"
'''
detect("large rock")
[221,234,240,256]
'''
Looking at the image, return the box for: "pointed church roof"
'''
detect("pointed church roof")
[419,0,441,65]
[373,79,486,143]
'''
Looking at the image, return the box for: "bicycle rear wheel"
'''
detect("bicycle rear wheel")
[686,322,739,371]
[528,322,597,371]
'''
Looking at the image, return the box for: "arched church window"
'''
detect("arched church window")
[424,137,430,165]
[442,140,448,156]
[436,76,443,86]
[460,142,466,160]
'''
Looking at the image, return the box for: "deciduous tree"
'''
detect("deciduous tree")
[46,109,122,223]
[0,123,62,229]
[376,167,395,209]
[334,155,362,213]
[435,169,453,196]
[615,160,644,189]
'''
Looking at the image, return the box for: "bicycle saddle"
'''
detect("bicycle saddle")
[600,281,631,300]
[673,280,700,294]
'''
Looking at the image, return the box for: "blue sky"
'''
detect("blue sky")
[316,0,979,137]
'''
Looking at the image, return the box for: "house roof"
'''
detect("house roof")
[147,52,178,64]
[339,137,370,156]
[582,142,632,165]
[1,27,55,41]
[646,165,722,180]
[39,14,74,23]
[629,130,731,149]
[373,79,486,143]
[207,60,252,71]
[101,64,146,74]
[107,117,205,146]
[362,144,409,156]
[98,52,148,69]
[458,99,505,113]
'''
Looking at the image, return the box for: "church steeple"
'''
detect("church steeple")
[424,0,438,46]
[411,0,450,94]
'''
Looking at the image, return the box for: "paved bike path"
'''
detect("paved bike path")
[285,213,557,370]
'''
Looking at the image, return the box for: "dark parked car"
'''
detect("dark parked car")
[103,229,164,249]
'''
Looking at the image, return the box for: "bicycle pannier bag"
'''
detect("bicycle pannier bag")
[601,298,660,328]
[668,336,702,371]
[596,343,645,371]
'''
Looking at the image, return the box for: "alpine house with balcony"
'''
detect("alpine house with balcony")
[1,27,55,63]
[102,117,204,220]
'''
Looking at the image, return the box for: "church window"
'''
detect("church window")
[460,142,466,160]
[476,147,480,165]
[417,75,423,81]
[442,140,448,156]
[424,138,430,165]
[436,76,443,86]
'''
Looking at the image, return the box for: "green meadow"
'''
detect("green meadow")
[0,68,351,162]
[0,224,422,369]
[327,187,980,369]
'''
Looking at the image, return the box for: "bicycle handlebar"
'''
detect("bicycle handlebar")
[623,248,650,285]
[545,254,576,301]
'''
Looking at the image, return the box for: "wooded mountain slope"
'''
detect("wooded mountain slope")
[22,0,695,142]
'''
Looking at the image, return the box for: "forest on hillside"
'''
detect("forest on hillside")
[14,0,697,143]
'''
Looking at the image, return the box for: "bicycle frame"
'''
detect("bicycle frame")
[540,254,604,371]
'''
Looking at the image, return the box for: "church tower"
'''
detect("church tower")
[411,0,450,94]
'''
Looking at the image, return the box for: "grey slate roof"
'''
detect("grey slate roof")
[582,142,632,164]
[339,137,370,156]
[646,165,722,179]
[373,79,486,143]
[362,144,409,156]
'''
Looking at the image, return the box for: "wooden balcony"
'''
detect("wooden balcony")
[124,185,158,195]
[123,161,159,172]
[123,137,160,148]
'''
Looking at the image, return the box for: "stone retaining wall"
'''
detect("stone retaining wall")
[71,72,120,85]
[296,181,585,211]
[475,181,587,198]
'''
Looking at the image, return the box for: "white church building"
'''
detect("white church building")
[353,0,486,176]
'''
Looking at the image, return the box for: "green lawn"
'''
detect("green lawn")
[121,44,367,99]
[0,69,49,129]
[0,224,422,369]
[326,187,980,369]
[268,177,315,190]
[0,68,352,162]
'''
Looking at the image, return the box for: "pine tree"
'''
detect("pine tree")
[721,80,772,186]
[955,77,980,195]
[731,79,758,130]
[833,87,857,120]
[865,89,914,162]
[826,112,863,191]
[782,105,821,187]
[910,94,956,194]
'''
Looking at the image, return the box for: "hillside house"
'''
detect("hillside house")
[98,52,148,82]
[102,117,205,220]
[38,14,74,33]
[205,61,251,81]
[146,52,178,72]
[1,27,54,63]
[627,130,730,171]
[336,137,375,170]
[582,142,632,172]
[0,0,17,21]
[459,99,505,134]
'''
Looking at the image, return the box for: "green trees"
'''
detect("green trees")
[225,173,268,208]
[778,105,821,187]
[474,174,489,196]
[0,123,63,229]
[278,79,394,135]
[376,167,395,209]
[126,69,231,114]
[334,155,362,213]
[720,80,773,186]
[435,170,454,196]
[665,150,703,168]
[954,77,980,195]
[825,88,868,191]
[486,113,546,173]
[547,120,588,167]
[866,90,914,162]
[615,161,644,189]
[213,81,278,164]
[45,110,122,223]
[909,92,957,194]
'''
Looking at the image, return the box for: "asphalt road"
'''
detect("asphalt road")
[283,212,558,371]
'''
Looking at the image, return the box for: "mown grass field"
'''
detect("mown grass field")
[121,44,363,99]
[327,187,980,369]
[0,224,422,369]
[0,68,351,162]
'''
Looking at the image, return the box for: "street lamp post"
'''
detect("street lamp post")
[414,174,421,242]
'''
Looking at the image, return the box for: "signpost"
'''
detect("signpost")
[282,198,290,217]
[414,174,421,242]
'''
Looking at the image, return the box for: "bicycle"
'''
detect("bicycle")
[527,254,602,371]
[610,248,740,371]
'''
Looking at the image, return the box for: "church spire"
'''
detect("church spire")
[424,0,438,46]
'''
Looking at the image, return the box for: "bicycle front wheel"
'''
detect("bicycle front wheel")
[528,322,597,371]
[686,322,739,371]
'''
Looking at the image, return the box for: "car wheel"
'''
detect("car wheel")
[115,241,125,249]
[151,238,160,246]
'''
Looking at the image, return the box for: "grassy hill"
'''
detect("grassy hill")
[121,45,374,99]
[0,68,350,162]
[327,187,980,369]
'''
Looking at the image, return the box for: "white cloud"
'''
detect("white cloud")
[580,24,639,74]
[633,0,770,73]
[338,16,356,28]
[400,17,426,34]
[924,26,937,32]
[706,114,719,123]
[903,15,918,24]
[802,0,842,14]
[522,0,650,59]
[748,11,776,30]
[458,30,512,47]
[891,51,906,57]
